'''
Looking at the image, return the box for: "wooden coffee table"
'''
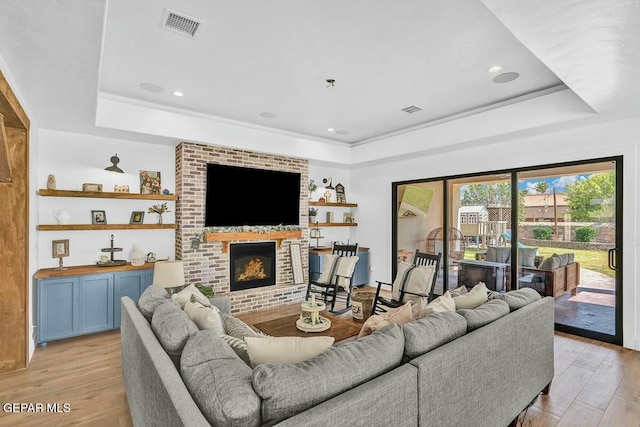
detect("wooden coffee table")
[253,311,362,342]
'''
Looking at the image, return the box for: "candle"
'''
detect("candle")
[311,294,315,306]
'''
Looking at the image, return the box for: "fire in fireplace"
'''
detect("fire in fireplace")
[229,242,276,291]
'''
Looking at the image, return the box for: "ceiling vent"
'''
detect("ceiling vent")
[401,105,422,114]
[162,9,203,38]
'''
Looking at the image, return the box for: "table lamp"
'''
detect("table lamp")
[152,260,185,294]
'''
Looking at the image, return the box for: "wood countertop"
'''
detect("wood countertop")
[34,262,156,279]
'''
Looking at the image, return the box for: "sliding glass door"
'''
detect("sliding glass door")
[516,160,621,343]
[393,157,622,345]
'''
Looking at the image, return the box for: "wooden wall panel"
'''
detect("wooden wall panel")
[0,69,29,373]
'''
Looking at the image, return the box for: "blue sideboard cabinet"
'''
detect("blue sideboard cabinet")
[309,247,370,286]
[36,263,155,346]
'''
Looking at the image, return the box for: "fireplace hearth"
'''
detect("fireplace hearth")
[229,242,276,291]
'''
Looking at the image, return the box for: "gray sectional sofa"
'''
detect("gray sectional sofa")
[120,286,554,427]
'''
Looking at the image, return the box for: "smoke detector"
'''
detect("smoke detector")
[161,9,203,38]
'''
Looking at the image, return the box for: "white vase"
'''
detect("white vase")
[130,245,145,266]
[54,210,70,224]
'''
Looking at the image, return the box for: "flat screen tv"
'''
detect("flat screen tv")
[205,163,301,227]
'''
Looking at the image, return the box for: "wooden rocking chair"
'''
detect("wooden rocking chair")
[306,243,359,313]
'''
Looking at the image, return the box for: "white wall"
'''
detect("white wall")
[351,117,639,350]
[36,130,177,267]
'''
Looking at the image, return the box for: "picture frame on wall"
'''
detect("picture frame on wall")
[140,170,161,194]
[52,239,69,258]
[129,211,145,224]
[91,210,107,224]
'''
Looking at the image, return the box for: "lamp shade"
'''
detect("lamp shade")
[152,260,185,288]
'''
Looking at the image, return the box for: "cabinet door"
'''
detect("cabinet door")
[38,277,80,343]
[353,250,370,286]
[114,270,150,328]
[78,274,114,334]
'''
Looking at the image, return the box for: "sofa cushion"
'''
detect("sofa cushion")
[457,299,510,332]
[209,296,231,314]
[402,311,467,359]
[171,283,212,308]
[220,312,258,338]
[518,247,538,267]
[452,282,488,310]
[252,324,404,425]
[412,291,455,319]
[151,301,199,367]
[137,285,178,322]
[184,299,224,334]
[491,288,541,311]
[449,285,468,297]
[486,246,510,263]
[244,336,334,367]
[181,330,260,427]
[358,302,413,338]
[552,252,571,267]
[538,255,561,271]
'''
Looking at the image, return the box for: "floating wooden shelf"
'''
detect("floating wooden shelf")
[203,230,302,252]
[37,224,176,231]
[311,222,358,227]
[39,189,178,201]
[309,201,357,207]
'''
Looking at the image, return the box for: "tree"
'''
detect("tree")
[534,181,549,194]
[461,183,511,206]
[565,173,615,221]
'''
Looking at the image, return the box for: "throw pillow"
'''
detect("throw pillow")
[538,256,561,271]
[486,246,510,263]
[449,285,468,297]
[452,282,488,310]
[244,336,334,367]
[358,301,413,338]
[391,262,414,301]
[317,254,339,284]
[184,300,224,334]
[412,291,455,319]
[220,312,258,338]
[552,253,570,267]
[171,283,212,308]
[401,265,436,304]
[220,333,252,366]
[518,247,538,267]
[137,285,178,322]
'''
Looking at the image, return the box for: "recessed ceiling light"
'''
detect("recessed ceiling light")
[327,128,335,132]
[487,65,503,73]
[260,112,277,119]
[140,82,164,93]
[493,72,520,83]
[172,90,184,97]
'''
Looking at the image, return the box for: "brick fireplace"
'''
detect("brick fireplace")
[175,142,310,314]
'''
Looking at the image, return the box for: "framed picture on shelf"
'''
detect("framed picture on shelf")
[140,170,161,194]
[129,211,145,224]
[51,239,69,257]
[91,210,107,224]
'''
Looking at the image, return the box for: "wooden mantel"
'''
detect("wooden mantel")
[203,230,302,252]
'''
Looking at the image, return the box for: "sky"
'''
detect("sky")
[518,175,590,194]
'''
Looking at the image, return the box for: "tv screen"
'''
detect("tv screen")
[205,163,301,227]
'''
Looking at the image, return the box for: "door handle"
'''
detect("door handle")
[608,248,617,270]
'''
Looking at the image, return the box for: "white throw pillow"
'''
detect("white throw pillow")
[453,282,489,310]
[391,262,414,301]
[171,284,212,308]
[244,336,334,367]
[412,291,455,319]
[184,300,224,334]
[317,254,339,284]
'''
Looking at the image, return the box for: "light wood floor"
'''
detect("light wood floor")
[1,322,638,426]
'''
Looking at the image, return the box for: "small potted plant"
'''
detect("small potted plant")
[308,179,318,199]
[148,202,170,224]
[309,207,318,223]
